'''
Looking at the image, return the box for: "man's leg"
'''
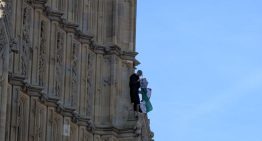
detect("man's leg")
[134,103,137,111]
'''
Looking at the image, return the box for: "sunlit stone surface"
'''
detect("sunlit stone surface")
[0,1,5,17]
[0,0,154,141]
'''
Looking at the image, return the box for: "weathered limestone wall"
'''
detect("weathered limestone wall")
[0,0,154,141]
[0,13,10,141]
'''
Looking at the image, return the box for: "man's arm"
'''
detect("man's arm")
[129,75,138,86]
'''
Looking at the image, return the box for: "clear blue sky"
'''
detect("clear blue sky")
[136,0,262,140]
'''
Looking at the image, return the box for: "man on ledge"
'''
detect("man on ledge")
[129,70,143,112]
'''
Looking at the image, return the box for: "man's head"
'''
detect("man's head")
[137,70,143,76]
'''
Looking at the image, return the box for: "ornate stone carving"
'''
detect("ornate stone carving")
[103,55,111,87]
[70,42,79,106]
[17,95,28,141]
[3,0,13,33]
[87,53,93,87]
[55,31,64,97]
[8,90,30,141]
[48,110,62,141]
[52,120,59,141]
[1,0,153,140]
[87,52,95,116]
[31,99,46,141]
[10,37,18,53]
[80,48,88,116]
[0,24,7,59]
[39,20,47,86]
[21,5,32,76]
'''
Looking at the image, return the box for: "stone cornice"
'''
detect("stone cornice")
[104,43,122,56]
[8,72,94,131]
[43,7,95,45]
[121,51,138,61]
[27,85,44,97]
[60,20,79,33]
[61,106,75,117]
[91,43,139,61]
[14,2,140,67]
[37,6,139,66]
[8,72,27,88]
[44,96,60,107]
[78,117,90,126]
[55,104,93,129]
[94,127,137,137]
[31,0,48,5]
[75,30,93,44]
[121,51,140,67]
[44,7,63,22]
[92,126,153,140]
[30,0,47,9]
[93,44,106,54]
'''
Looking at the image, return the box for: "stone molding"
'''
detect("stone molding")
[44,6,63,21]
[30,0,47,9]
[1,0,153,140]
[8,72,152,139]
[8,72,94,126]
[2,0,140,64]
[42,2,139,63]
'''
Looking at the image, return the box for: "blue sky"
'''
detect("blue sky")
[136,0,262,140]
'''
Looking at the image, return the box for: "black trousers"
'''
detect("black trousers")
[130,88,141,112]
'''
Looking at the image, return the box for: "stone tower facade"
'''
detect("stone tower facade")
[0,0,153,141]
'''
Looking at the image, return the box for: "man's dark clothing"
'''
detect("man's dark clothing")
[129,73,141,112]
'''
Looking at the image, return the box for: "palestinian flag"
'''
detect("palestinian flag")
[140,78,153,113]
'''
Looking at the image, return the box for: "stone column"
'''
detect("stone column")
[94,51,103,125]
[0,4,10,138]
[79,44,89,116]
[31,8,41,85]
[64,33,74,107]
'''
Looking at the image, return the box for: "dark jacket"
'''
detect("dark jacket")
[129,73,140,103]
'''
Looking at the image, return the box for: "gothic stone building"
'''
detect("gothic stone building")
[0,0,153,141]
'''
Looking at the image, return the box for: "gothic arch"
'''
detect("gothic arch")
[16,93,29,141]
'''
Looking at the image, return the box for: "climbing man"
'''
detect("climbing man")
[129,70,143,112]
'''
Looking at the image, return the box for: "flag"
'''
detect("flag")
[140,78,153,113]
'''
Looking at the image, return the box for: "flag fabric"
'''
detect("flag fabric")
[140,78,153,113]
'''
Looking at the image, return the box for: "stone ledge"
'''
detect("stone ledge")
[34,5,140,66]
[44,6,63,22]
[94,127,137,138]
[22,1,139,66]
[60,20,79,33]
[8,72,95,132]
[76,31,93,44]
[8,72,26,86]
[30,0,47,10]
